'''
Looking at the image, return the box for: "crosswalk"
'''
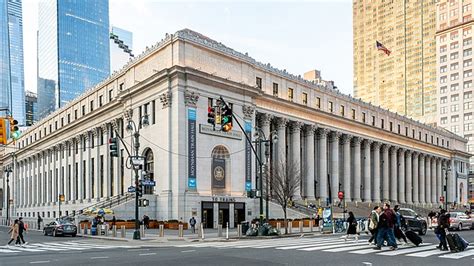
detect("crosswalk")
[177,236,474,260]
[0,241,135,254]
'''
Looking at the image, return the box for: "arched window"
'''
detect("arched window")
[144,148,154,194]
[211,145,230,191]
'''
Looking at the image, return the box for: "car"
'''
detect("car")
[398,208,428,235]
[447,212,473,231]
[43,220,77,237]
[469,214,474,229]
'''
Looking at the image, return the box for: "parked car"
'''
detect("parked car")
[43,220,77,237]
[469,214,474,229]
[447,212,473,231]
[398,208,428,235]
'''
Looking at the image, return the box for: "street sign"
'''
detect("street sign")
[440,196,445,202]
[131,156,145,170]
[128,186,136,193]
[141,180,156,187]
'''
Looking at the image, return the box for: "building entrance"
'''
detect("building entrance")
[201,202,214,229]
[234,202,245,227]
[201,201,246,229]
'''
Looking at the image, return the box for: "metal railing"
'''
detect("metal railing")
[65,193,135,219]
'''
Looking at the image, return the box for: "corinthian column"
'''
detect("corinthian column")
[353,137,362,202]
[419,154,426,204]
[413,152,420,204]
[390,147,398,202]
[398,148,405,204]
[363,140,372,202]
[318,128,330,201]
[304,125,317,200]
[342,135,352,202]
[405,151,413,204]
[372,142,381,203]
[290,121,303,200]
[431,157,437,204]
[382,145,390,201]
[275,117,288,165]
[437,158,442,204]
[425,155,431,204]
[330,132,342,203]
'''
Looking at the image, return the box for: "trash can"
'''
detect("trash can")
[241,222,249,235]
[91,226,97,236]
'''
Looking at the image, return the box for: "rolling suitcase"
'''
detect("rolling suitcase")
[405,230,422,246]
[446,232,469,252]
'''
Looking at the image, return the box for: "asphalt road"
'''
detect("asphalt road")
[1,226,474,266]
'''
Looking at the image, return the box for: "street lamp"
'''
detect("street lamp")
[4,166,12,225]
[442,166,451,211]
[254,128,278,225]
[126,114,149,240]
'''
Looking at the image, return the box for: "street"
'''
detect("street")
[2,226,474,265]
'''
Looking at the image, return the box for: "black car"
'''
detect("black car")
[399,208,427,235]
[43,220,77,237]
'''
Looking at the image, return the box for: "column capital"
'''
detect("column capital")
[398,148,405,154]
[419,153,425,159]
[92,127,99,137]
[405,150,413,157]
[329,131,342,142]
[303,124,318,136]
[363,139,373,147]
[111,118,119,131]
[242,105,255,120]
[100,123,108,132]
[381,144,391,152]
[83,132,90,141]
[317,127,330,138]
[372,141,382,149]
[412,151,419,158]
[290,121,304,133]
[390,146,398,154]
[352,137,362,145]
[342,134,352,144]
[275,117,289,129]
[184,90,199,107]
[257,112,273,126]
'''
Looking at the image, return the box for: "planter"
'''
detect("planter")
[303,219,315,227]
[165,222,188,230]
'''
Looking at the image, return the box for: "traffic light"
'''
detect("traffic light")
[109,137,118,157]
[136,184,143,197]
[207,106,215,125]
[138,198,149,207]
[9,118,20,140]
[0,118,7,145]
[221,105,233,132]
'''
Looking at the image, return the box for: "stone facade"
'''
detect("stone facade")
[1,29,470,228]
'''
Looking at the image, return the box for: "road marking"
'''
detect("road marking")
[362,262,372,266]
[299,242,361,251]
[325,245,376,252]
[377,245,436,256]
[406,249,450,257]
[29,261,50,264]
[90,256,109,259]
[139,253,156,256]
[0,249,20,253]
[181,250,195,253]
[439,249,474,259]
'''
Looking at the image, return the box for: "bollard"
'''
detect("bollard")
[105,224,110,236]
[140,225,145,237]
[159,224,164,237]
[237,224,242,238]
[218,224,223,237]
[299,221,303,233]
[288,222,292,234]
[201,223,205,240]
[226,222,229,240]
[112,225,117,237]
[121,225,126,238]
[277,222,281,232]
[178,224,184,237]
[97,225,102,236]
[84,224,88,235]
[310,219,314,232]
[80,225,84,236]
[197,223,202,238]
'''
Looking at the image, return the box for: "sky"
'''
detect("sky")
[22,0,353,95]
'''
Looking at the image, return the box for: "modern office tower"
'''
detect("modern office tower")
[109,26,133,72]
[353,0,437,124]
[37,0,110,119]
[436,0,474,170]
[25,90,37,126]
[0,0,11,118]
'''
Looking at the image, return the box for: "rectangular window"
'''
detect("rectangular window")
[109,89,113,101]
[119,83,124,91]
[464,81,472,89]
[440,55,447,63]
[67,114,70,123]
[302,92,308,105]
[451,115,460,122]
[288,88,294,101]
[90,100,94,112]
[450,41,459,49]
[441,96,448,103]
[381,118,384,129]
[440,45,447,53]
[440,76,447,83]
[61,118,64,127]
[464,101,473,109]
[82,105,85,116]
[440,86,447,94]
[405,127,408,136]
[340,105,345,116]
[464,38,472,46]
[464,48,472,57]
[465,91,473,99]
[464,70,473,78]
[328,101,333,112]
[397,124,400,134]
[451,94,459,102]
[99,95,103,107]
[352,109,356,119]
[465,113,473,121]
[256,77,262,89]
[390,122,393,131]
[316,97,321,108]
[451,104,459,112]
[440,106,447,114]
[74,110,78,120]
[272,83,278,96]
[450,63,459,70]
[362,112,366,123]
[372,116,376,126]
[450,52,459,60]
[412,129,415,138]
[152,100,156,124]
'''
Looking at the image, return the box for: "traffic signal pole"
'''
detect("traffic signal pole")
[133,130,141,240]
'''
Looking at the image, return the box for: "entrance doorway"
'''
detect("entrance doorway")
[202,202,214,229]
[219,203,229,228]
[234,203,245,227]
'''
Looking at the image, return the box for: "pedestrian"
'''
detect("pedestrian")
[393,205,407,245]
[373,202,397,250]
[7,219,20,246]
[368,206,380,245]
[17,217,28,246]
[436,209,450,251]
[37,215,42,230]
[344,212,359,242]
[142,215,150,229]
[112,216,116,228]
[189,216,197,234]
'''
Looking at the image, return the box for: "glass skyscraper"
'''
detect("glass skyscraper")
[110,26,133,72]
[38,0,110,119]
[0,0,11,118]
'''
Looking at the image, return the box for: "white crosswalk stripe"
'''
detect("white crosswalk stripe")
[0,241,134,255]
[177,236,474,260]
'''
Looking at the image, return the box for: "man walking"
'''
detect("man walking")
[436,209,450,250]
[368,206,380,245]
[374,202,397,250]
[393,205,408,245]
[189,217,197,234]
[18,217,28,246]
[37,215,43,230]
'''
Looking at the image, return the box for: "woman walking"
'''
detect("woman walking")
[344,212,359,242]
[7,219,20,246]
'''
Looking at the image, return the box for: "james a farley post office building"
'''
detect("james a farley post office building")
[1,29,470,228]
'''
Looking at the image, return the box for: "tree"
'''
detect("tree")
[264,160,301,234]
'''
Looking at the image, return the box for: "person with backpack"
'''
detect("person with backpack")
[374,202,397,250]
[17,217,28,246]
[436,209,450,251]
[37,215,43,230]
[368,206,381,245]
[189,217,197,234]
[344,212,359,242]
[393,205,408,245]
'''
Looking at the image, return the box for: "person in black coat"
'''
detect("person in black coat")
[344,212,359,242]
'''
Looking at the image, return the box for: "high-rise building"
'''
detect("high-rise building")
[436,0,474,170]
[0,0,11,118]
[25,90,37,126]
[353,0,437,124]
[37,0,110,119]
[109,26,133,72]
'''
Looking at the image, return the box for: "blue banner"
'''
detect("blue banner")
[245,121,252,191]
[188,108,197,189]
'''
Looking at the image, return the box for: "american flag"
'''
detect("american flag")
[376,41,391,56]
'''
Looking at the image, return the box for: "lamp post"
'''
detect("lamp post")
[442,166,451,211]
[125,114,149,240]
[254,128,278,225]
[5,166,12,225]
